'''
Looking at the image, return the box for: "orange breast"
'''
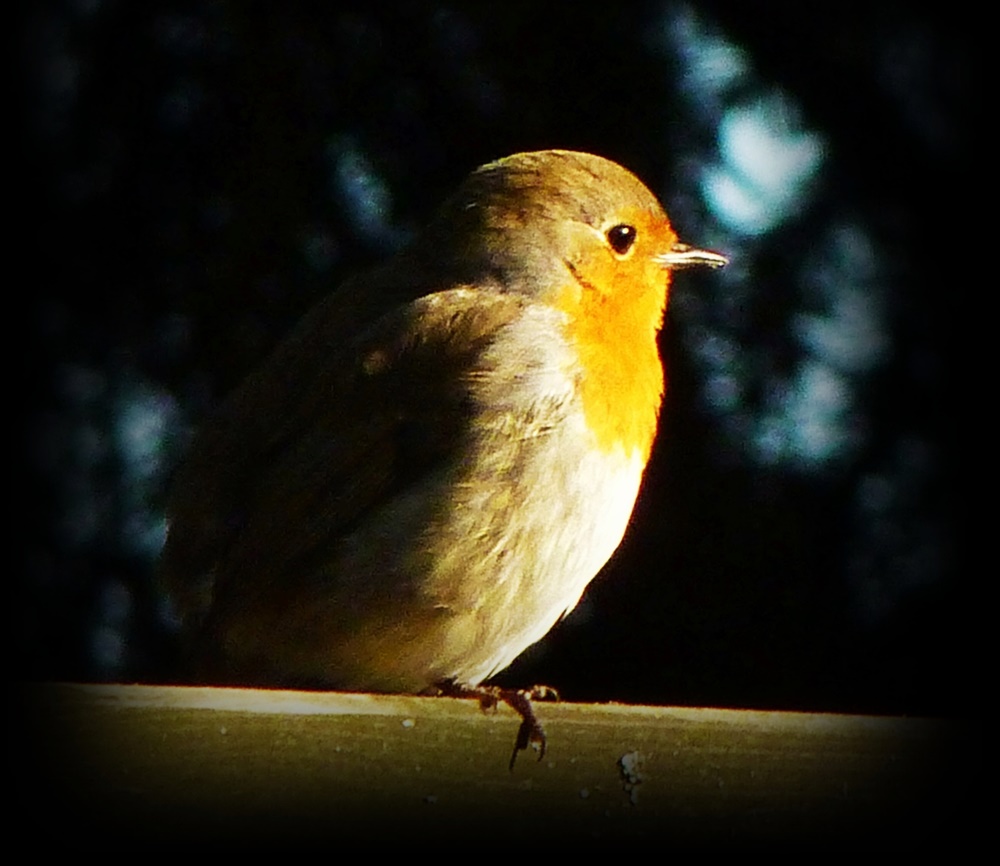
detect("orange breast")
[554,265,667,460]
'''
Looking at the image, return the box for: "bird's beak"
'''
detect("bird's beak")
[656,243,728,270]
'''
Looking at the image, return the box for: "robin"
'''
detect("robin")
[160,149,727,766]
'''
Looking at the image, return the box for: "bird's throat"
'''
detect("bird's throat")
[554,275,666,460]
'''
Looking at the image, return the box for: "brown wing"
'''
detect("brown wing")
[159,285,528,651]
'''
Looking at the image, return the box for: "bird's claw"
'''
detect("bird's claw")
[436,680,558,770]
[509,712,547,771]
[503,687,550,770]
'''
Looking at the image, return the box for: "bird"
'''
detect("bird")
[159,149,727,766]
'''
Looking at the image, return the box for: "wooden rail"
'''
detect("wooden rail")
[18,683,975,850]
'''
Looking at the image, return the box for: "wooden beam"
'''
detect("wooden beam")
[19,683,974,850]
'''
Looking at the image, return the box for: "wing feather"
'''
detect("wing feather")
[160,287,529,642]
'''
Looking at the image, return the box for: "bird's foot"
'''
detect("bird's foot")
[436,681,560,770]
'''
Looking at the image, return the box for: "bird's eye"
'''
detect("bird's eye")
[606,223,637,255]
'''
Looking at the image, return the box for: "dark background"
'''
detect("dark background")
[21,2,974,719]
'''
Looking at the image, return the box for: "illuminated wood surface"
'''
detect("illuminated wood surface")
[21,683,973,849]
